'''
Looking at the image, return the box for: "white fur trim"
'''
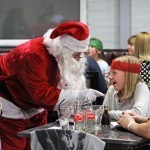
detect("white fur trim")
[0,97,44,119]
[60,34,90,52]
[43,29,54,38]
[43,29,90,56]
[43,37,63,58]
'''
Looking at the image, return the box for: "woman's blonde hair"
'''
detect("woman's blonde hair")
[114,55,141,100]
[128,35,136,45]
[135,32,150,61]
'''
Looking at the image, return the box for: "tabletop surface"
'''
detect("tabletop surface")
[17,122,148,146]
[18,122,150,150]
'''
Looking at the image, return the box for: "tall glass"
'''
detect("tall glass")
[92,105,103,137]
[74,111,85,131]
[58,106,70,130]
[92,105,103,126]
[73,101,85,131]
[85,106,95,134]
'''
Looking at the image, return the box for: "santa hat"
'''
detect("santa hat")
[43,21,90,57]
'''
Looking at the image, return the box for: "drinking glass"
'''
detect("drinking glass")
[74,111,85,131]
[85,106,95,133]
[73,101,85,131]
[92,105,103,137]
[92,105,103,126]
[58,106,71,130]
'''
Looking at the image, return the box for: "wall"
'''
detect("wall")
[132,0,150,34]
[87,0,120,49]
[87,0,150,49]
[0,0,150,49]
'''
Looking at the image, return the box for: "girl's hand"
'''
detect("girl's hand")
[117,112,135,130]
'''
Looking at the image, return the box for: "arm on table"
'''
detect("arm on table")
[118,112,150,139]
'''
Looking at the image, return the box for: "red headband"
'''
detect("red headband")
[111,60,141,74]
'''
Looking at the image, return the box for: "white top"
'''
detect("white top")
[103,82,150,120]
[97,59,109,75]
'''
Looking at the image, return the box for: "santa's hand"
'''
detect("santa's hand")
[53,89,104,111]
[88,89,104,97]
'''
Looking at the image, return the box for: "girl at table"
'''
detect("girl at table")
[102,55,150,120]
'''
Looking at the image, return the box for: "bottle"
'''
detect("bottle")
[85,101,95,134]
[73,101,85,131]
[101,105,110,127]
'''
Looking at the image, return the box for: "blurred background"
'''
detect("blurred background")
[0,0,149,49]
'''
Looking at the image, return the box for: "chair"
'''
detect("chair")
[31,129,105,150]
[102,49,128,65]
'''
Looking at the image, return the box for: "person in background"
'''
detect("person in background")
[88,38,109,76]
[118,112,150,140]
[102,55,150,120]
[134,32,150,89]
[0,21,102,150]
[127,35,136,55]
[85,56,107,94]
[85,56,107,105]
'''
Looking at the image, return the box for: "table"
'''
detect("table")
[17,122,150,150]
[101,126,150,150]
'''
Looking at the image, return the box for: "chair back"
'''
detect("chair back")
[31,129,105,150]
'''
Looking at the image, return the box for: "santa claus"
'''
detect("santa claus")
[0,21,102,149]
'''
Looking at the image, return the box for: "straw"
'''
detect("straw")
[58,99,65,118]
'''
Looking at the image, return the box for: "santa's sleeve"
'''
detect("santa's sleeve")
[18,51,61,109]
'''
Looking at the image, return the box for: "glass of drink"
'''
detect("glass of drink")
[74,111,85,131]
[92,105,103,126]
[73,100,85,131]
[58,106,70,130]
[85,107,95,133]
[92,105,103,137]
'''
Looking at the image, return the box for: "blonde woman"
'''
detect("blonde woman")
[134,32,150,88]
[102,55,150,120]
[127,35,136,55]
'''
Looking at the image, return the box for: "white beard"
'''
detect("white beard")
[57,49,87,90]
[44,35,88,90]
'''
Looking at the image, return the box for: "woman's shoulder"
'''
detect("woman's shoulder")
[133,82,150,103]
[135,82,149,91]
[98,59,109,65]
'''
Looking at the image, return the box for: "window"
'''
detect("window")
[0,0,85,47]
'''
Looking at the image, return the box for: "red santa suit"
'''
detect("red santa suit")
[0,37,61,149]
[0,21,102,150]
